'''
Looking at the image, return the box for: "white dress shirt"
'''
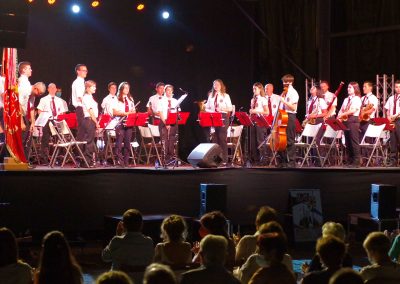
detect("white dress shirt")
[82,94,99,118]
[266,94,281,117]
[361,93,379,118]
[306,96,327,116]
[113,97,136,115]
[205,92,233,113]
[37,94,68,118]
[158,96,179,120]
[339,95,362,116]
[250,95,268,114]
[280,85,299,114]
[101,94,118,116]
[71,77,85,108]
[146,94,164,116]
[18,75,32,115]
[384,94,400,116]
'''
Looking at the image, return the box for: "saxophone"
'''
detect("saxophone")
[359,103,373,122]
[302,108,318,128]
[195,100,206,112]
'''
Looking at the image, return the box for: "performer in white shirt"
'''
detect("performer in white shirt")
[114,82,136,167]
[18,62,33,134]
[82,80,99,167]
[384,80,400,167]
[101,82,118,116]
[249,82,269,163]
[321,80,337,118]
[276,74,299,168]
[264,83,281,118]
[146,82,165,124]
[337,82,362,167]
[205,79,233,165]
[37,83,68,164]
[158,84,179,161]
[359,81,379,139]
[71,64,88,141]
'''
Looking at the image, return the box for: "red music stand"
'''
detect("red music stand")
[373,117,393,131]
[166,112,190,125]
[98,114,111,128]
[251,114,270,128]
[325,118,349,131]
[235,112,253,126]
[198,112,224,127]
[57,113,77,129]
[125,112,149,127]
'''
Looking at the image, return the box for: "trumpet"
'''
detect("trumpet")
[359,103,373,121]
[194,100,206,112]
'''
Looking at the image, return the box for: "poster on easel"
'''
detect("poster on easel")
[289,189,323,242]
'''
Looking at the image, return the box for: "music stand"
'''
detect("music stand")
[235,112,254,167]
[124,113,149,166]
[57,113,77,129]
[164,112,190,168]
[373,117,392,131]
[251,114,271,128]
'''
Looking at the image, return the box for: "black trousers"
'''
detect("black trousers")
[277,113,296,165]
[389,119,400,161]
[116,125,133,164]
[75,106,85,141]
[22,116,32,161]
[359,120,370,143]
[343,116,360,164]
[159,122,177,159]
[212,113,229,163]
[83,118,96,163]
[40,121,52,161]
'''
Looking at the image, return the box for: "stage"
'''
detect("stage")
[1,166,400,238]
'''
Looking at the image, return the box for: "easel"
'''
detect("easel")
[125,112,149,166]
[235,112,253,167]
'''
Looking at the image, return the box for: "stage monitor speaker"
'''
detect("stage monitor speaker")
[199,183,227,217]
[370,184,397,219]
[187,143,222,168]
[0,1,29,48]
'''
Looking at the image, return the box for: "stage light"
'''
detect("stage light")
[161,11,170,20]
[27,0,34,3]
[137,3,145,11]
[91,1,100,8]
[71,4,80,13]
[48,0,56,5]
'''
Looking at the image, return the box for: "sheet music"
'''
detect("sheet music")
[35,112,52,127]
[174,94,188,108]
[105,117,123,130]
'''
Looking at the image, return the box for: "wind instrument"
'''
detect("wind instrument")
[359,103,373,122]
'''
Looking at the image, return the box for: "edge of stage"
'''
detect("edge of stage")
[1,166,400,235]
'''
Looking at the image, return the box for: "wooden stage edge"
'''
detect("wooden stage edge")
[1,166,400,236]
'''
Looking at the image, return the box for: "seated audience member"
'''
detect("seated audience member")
[388,233,400,262]
[35,230,83,284]
[239,232,290,284]
[143,263,177,284]
[181,234,240,284]
[102,209,154,270]
[328,268,363,284]
[301,236,346,284]
[249,263,296,284]
[96,271,133,284]
[360,232,400,282]
[303,222,352,273]
[193,211,236,271]
[0,227,33,284]
[154,215,192,266]
[235,206,279,265]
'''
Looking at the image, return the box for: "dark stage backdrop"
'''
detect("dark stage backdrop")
[6,0,257,158]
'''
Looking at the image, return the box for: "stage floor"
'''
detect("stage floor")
[1,165,400,236]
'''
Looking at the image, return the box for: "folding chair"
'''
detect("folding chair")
[48,121,76,167]
[360,124,386,167]
[295,123,322,167]
[138,125,162,165]
[227,125,243,165]
[319,125,342,167]
[148,124,163,166]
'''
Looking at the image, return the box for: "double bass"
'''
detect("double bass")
[270,86,289,152]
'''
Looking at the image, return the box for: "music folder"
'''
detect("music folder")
[251,114,270,127]
[57,113,78,129]
[235,112,253,126]
[166,112,190,125]
[198,112,224,127]
[325,118,349,131]
[125,112,149,127]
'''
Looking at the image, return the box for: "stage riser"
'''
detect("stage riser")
[1,168,400,235]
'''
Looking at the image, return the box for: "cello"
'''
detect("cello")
[270,86,289,152]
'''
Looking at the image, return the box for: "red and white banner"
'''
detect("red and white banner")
[2,48,27,163]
